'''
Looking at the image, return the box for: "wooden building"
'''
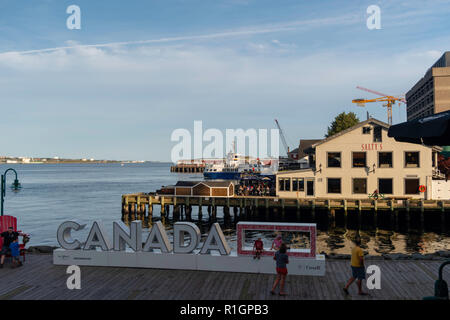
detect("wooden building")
[170,181,235,197]
[276,118,444,200]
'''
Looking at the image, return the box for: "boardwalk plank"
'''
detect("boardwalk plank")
[1,254,448,300]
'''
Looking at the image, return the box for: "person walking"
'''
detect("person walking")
[343,237,368,296]
[270,243,289,296]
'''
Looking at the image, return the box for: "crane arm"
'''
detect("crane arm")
[356,86,406,104]
[274,119,289,156]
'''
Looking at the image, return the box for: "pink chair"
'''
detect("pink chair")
[0,215,29,262]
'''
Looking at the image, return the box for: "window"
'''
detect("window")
[373,126,382,142]
[306,180,314,196]
[405,179,420,195]
[378,152,393,168]
[352,152,366,168]
[362,127,371,134]
[405,152,420,168]
[353,178,367,194]
[278,178,291,191]
[292,178,304,192]
[327,178,341,194]
[327,152,341,168]
[378,178,393,194]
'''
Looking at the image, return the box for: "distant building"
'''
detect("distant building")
[276,118,444,200]
[286,139,322,169]
[406,51,450,121]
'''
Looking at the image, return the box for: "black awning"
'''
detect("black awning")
[388,110,450,146]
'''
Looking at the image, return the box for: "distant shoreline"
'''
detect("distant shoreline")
[0,160,172,165]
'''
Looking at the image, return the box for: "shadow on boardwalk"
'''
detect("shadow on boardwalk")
[0,254,447,300]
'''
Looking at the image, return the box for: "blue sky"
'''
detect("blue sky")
[1,0,450,161]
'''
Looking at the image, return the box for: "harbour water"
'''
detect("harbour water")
[1,163,449,255]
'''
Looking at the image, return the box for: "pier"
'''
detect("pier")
[0,253,447,300]
[121,193,450,230]
[170,164,205,173]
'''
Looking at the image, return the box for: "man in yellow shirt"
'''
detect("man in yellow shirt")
[343,237,368,296]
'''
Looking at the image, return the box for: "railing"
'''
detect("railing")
[433,168,446,179]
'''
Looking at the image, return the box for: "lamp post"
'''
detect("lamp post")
[1,168,21,216]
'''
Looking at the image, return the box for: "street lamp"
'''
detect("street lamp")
[1,168,21,216]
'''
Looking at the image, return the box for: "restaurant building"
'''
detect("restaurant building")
[276,118,444,200]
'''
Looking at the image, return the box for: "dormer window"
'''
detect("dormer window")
[362,127,371,134]
[373,126,382,142]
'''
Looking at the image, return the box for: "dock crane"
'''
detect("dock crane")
[352,86,406,126]
[274,119,290,157]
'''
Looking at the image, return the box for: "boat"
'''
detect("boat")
[203,151,278,180]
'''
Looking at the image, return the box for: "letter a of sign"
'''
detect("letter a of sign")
[143,221,173,253]
[200,223,231,255]
[84,221,111,251]
[66,5,81,30]
[66,265,81,290]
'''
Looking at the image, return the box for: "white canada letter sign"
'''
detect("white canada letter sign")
[53,220,326,276]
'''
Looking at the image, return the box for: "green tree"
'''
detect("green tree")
[325,112,360,138]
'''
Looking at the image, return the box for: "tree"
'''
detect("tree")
[325,112,360,138]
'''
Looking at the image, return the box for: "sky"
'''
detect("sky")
[0,0,449,161]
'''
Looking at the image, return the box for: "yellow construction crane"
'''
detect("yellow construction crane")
[352,86,406,125]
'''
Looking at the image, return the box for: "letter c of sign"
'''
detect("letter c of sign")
[57,221,85,250]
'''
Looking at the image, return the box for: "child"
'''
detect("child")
[271,243,289,296]
[343,237,367,296]
[10,239,22,268]
[253,238,264,259]
[271,234,282,251]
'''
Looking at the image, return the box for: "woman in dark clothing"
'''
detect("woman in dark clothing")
[270,243,289,296]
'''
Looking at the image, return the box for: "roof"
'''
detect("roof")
[199,181,233,188]
[175,181,200,187]
[277,168,314,175]
[298,139,322,158]
[175,180,233,188]
[312,118,390,148]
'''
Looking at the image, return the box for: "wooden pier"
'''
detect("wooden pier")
[121,193,450,229]
[170,164,205,173]
[0,253,448,300]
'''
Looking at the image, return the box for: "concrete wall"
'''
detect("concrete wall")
[434,67,450,114]
[431,180,450,200]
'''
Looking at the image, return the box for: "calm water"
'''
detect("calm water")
[1,163,449,255]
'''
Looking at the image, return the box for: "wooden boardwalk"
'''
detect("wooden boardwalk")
[0,254,448,300]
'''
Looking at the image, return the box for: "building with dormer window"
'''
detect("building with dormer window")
[276,118,445,200]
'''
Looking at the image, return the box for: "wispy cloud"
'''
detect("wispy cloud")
[0,13,361,56]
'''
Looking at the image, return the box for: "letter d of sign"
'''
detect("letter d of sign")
[143,221,173,253]
[113,220,142,251]
[173,222,200,254]
[83,221,112,251]
[200,223,231,255]
[57,221,86,250]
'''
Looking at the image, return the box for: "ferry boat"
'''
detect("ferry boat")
[203,151,277,180]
